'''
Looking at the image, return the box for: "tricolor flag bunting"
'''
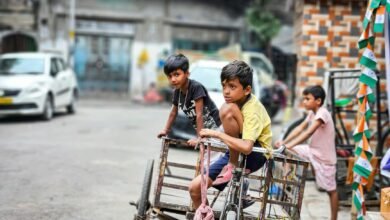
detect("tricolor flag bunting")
[353,153,373,179]
[358,83,376,104]
[353,117,371,142]
[357,209,364,220]
[361,98,373,119]
[387,0,390,12]
[359,23,375,49]
[374,6,386,33]
[352,174,368,190]
[363,7,373,29]
[371,0,381,8]
[353,185,364,212]
[359,48,377,70]
[352,173,361,190]
[355,135,373,161]
[359,67,378,88]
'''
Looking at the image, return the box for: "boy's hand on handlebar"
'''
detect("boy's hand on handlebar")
[187,138,199,147]
[199,129,218,138]
[274,140,284,148]
[157,129,168,138]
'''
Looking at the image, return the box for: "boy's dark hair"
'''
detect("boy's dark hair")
[303,85,326,106]
[220,60,253,89]
[163,54,189,75]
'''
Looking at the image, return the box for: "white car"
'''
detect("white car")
[0,52,78,120]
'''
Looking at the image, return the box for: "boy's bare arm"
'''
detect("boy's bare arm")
[282,120,308,144]
[194,98,204,136]
[285,119,323,149]
[158,105,178,137]
[200,129,254,155]
[187,98,204,146]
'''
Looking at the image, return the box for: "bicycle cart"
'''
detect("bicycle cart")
[130,137,309,220]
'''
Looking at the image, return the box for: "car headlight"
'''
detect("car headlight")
[25,86,42,94]
[25,82,46,94]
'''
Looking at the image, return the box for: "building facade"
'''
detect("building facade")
[44,0,246,97]
[0,0,42,53]
[294,0,387,149]
[1,0,296,97]
[294,0,386,94]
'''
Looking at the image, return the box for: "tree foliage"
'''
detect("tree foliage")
[245,1,281,48]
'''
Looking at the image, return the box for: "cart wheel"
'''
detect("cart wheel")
[226,210,237,220]
[137,159,154,217]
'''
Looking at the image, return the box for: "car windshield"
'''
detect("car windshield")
[190,66,222,92]
[0,58,45,75]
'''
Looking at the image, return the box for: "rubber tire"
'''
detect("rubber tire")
[137,159,154,217]
[42,95,53,121]
[226,210,237,220]
[66,91,77,114]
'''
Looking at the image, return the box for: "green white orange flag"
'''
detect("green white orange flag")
[363,6,374,29]
[357,83,376,103]
[359,67,378,88]
[353,152,373,178]
[371,0,381,8]
[387,0,390,12]
[353,117,371,142]
[353,185,364,213]
[359,97,373,120]
[374,6,386,33]
[353,173,369,190]
[357,209,364,220]
[359,23,375,49]
[352,173,361,190]
[359,47,377,70]
[355,135,373,161]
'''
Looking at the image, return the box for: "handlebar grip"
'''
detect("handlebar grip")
[275,144,286,154]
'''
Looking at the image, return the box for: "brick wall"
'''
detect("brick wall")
[294,0,387,153]
[295,0,386,96]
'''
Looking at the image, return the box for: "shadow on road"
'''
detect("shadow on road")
[0,112,71,124]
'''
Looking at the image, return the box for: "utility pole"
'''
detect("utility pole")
[68,0,75,67]
[31,0,40,31]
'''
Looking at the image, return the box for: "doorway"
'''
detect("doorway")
[73,35,132,94]
[1,33,37,53]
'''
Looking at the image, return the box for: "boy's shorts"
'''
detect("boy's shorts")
[208,145,267,191]
[292,144,337,192]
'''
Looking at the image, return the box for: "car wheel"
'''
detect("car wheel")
[66,91,77,114]
[42,95,53,121]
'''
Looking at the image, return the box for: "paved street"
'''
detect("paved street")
[0,100,174,220]
[0,100,350,220]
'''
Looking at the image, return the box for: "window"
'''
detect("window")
[50,58,58,75]
[0,58,44,75]
[250,57,272,74]
[173,39,228,52]
[55,58,65,72]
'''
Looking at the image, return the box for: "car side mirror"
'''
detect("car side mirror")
[50,70,57,77]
